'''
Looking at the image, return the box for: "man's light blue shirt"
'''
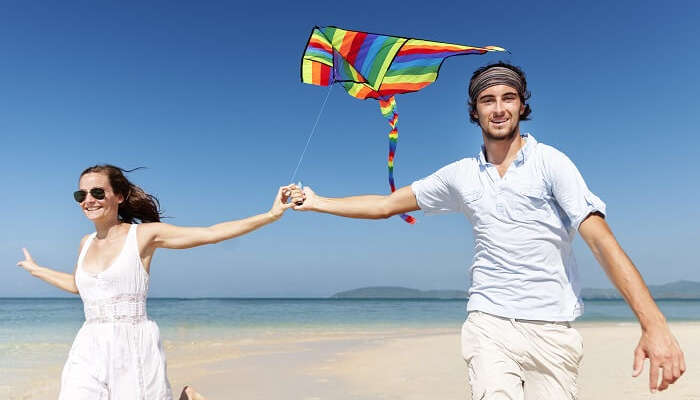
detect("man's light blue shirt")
[411,134,606,321]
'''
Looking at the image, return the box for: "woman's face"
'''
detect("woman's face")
[77,172,123,222]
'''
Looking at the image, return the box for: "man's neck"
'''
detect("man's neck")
[482,129,525,166]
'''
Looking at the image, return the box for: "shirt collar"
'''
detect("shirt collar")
[477,133,537,167]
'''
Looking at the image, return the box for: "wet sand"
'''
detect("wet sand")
[3,323,699,399]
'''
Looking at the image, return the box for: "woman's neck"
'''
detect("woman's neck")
[94,219,124,240]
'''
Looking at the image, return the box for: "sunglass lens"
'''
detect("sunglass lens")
[74,190,87,203]
[91,188,106,200]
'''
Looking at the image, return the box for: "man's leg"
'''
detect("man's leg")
[515,320,583,400]
[462,312,525,400]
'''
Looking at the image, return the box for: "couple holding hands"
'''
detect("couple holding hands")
[17,62,685,400]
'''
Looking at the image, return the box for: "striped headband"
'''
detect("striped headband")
[469,66,525,102]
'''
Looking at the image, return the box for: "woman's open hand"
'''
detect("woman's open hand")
[17,248,40,275]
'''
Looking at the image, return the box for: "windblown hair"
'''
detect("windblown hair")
[468,61,532,124]
[80,165,162,223]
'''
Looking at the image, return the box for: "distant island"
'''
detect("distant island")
[331,281,700,300]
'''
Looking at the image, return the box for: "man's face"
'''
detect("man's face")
[472,84,525,141]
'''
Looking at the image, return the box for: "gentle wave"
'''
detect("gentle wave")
[1,298,699,344]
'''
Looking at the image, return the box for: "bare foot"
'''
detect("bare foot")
[179,385,207,400]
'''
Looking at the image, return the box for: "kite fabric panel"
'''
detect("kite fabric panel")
[301,26,505,224]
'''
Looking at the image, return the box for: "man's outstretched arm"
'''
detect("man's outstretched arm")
[578,213,686,393]
[292,185,420,219]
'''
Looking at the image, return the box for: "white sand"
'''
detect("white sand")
[312,322,700,400]
[4,323,699,399]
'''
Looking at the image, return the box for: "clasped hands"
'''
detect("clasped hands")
[282,184,309,209]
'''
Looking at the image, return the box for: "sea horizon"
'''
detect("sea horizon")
[2,296,699,301]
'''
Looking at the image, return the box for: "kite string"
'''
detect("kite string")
[289,84,334,184]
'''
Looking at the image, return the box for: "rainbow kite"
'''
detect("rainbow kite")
[301,26,504,223]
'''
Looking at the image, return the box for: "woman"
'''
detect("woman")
[16,165,296,399]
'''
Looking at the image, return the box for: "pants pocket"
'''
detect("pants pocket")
[461,315,479,361]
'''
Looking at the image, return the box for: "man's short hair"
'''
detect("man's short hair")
[468,62,532,124]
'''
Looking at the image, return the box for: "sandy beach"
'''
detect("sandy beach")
[3,322,698,399]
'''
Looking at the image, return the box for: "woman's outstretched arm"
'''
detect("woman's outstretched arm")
[141,184,296,250]
[16,236,89,294]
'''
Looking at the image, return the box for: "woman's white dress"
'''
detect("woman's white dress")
[59,224,173,399]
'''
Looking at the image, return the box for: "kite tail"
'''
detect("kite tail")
[379,96,416,225]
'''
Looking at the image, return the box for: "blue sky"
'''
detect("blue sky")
[1,1,698,297]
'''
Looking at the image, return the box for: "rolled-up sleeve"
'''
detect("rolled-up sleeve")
[411,161,461,215]
[545,148,606,230]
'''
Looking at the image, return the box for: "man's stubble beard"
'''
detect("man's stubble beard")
[482,124,519,142]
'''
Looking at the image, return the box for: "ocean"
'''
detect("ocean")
[2,298,699,345]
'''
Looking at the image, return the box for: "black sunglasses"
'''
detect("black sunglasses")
[73,188,106,203]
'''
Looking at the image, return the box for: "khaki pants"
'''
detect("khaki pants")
[461,311,583,400]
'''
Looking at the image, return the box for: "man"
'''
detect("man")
[290,62,685,399]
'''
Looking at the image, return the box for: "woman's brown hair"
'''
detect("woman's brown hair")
[80,165,162,223]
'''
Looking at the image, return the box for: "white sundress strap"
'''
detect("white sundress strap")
[77,232,97,270]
